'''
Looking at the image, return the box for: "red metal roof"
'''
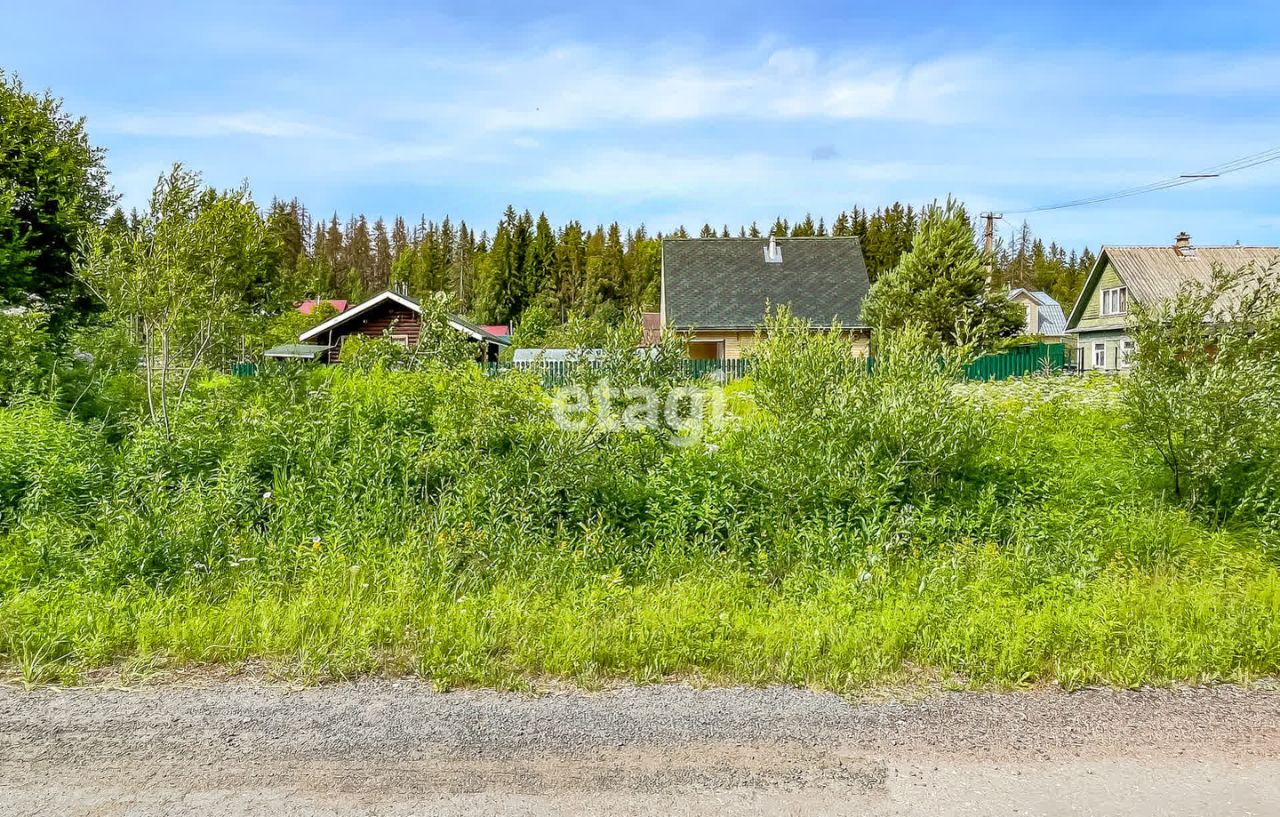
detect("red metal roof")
[481,324,510,337]
[297,299,349,316]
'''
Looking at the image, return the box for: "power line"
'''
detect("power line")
[1000,144,1280,215]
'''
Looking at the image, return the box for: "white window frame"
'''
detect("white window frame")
[1093,342,1107,369]
[1101,286,1128,316]
[1120,339,1135,368]
[389,333,411,348]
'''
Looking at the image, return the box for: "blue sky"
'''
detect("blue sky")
[4,0,1279,250]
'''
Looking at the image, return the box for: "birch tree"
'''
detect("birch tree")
[77,164,273,433]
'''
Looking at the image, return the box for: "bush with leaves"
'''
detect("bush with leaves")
[0,306,53,403]
[742,306,986,530]
[412,293,478,366]
[338,334,413,372]
[0,70,114,330]
[1123,261,1280,523]
[254,301,341,357]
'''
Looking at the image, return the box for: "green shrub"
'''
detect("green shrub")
[0,402,111,522]
[1,334,1279,688]
[1123,262,1280,523]
[0,307,53,403]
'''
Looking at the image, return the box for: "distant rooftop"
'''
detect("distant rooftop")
[661,236,871,330]
[1009,288,1068,336]
[297,299,348,316]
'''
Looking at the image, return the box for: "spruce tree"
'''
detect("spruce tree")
[324,215,346,297]
[346,215,373,298]
[391,216,409,262]
[554,220,586,319]
[792,213,816,237]
[526,212,556,309]
[587,222,626,307]
[832,211,852,236]
[860,198,1024,349]
[266,198,306,300]
[372,218,392,292]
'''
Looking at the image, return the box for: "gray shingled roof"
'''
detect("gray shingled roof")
[661,237,871,329]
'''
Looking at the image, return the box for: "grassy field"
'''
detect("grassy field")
[3,334,1279,689]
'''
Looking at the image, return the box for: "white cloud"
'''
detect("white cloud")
[450,46,984,133]
[521,148,941,205]
[85,31,1280,249]
[100,111,343,139]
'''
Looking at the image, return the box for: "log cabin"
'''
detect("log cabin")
[267,290,508,363]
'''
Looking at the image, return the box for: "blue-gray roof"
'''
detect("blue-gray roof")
[512,348,604,364]
[1010,288,1067,336]
[264,343,331,360]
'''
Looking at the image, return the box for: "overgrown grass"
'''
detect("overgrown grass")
[2,340,1279,689]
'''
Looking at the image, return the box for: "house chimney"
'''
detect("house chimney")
[764,234,782,263]
[1174,231,1195,258]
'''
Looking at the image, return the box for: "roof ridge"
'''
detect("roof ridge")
[661,235,862,242]
[1104,244,1280,250]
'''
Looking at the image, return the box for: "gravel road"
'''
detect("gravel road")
[3,681,1279,816]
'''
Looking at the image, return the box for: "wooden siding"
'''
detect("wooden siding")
[321,302,422,362]
[683,328,868,360]
[1075,261,1127,330]
[1075,328,1131,372]
[1010,290,1038,334]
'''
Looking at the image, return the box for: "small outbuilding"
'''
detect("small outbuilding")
[1007,288,1068,342]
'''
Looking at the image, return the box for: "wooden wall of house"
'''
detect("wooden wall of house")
[683,328,869,360]
[1075,261,1126,329]
[323,303,423,362]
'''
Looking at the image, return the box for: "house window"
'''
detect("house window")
[1120,339,1135,368]
[390,334,411,348]
[1093,342,1106,369]
[1101,286,1128,316]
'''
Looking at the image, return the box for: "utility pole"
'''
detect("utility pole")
[981,212,1002,280]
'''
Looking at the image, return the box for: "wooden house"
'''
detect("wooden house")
[267,290,508,363]
[1065,233,1280,371]
[1007,288,1067,342]
[659,235,872,359]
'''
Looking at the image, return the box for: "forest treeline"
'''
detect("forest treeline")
[6,63,1092,340]
[104,199,1096,328]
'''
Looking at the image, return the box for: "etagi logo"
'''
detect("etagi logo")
[550,381,727,446]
